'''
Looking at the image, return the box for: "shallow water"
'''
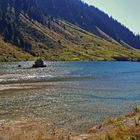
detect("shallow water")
[0,61,140,132]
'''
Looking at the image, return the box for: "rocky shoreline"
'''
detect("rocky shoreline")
[0,106,140,140]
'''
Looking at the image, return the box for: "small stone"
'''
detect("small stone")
[88,125,102,133]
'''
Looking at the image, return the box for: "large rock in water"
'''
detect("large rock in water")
[32,59,46,68]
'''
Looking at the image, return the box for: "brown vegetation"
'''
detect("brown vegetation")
[0,106,140,140]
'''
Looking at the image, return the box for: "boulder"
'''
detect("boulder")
[32,59,46,68]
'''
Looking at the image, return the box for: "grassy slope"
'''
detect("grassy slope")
[1,13,140,61]
[0,36,32,61]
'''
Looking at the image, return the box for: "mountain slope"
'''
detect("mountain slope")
[35,0,140,49]
[0,36,32,61]
[0,0,140,61]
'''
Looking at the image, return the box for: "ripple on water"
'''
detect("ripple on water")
[0,61,140,132]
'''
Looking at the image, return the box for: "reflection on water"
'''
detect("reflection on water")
[0,61,140,132]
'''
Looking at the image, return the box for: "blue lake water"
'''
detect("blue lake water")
[0,61,140,132]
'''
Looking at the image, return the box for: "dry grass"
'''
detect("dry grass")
[0,119,72,140]
[87,107,140,140]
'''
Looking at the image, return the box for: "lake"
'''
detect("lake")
[0,61,140,132]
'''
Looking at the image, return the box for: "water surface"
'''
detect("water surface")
[0,61,140,132]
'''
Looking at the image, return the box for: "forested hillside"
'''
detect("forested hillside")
[35,0,140,49]
[0,0,140,61]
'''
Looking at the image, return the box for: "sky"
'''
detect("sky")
[83,0,140,34]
